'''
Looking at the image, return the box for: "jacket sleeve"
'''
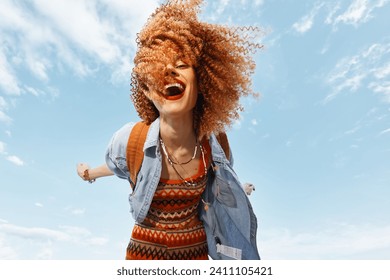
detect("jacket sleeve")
[105,122,135,180]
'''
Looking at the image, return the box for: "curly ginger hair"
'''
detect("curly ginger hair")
[131,0,263,138]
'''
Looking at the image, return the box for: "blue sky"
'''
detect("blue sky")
[0,0,389,260]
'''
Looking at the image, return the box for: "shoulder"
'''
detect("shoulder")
[112,122,136,142]
[105,122,138,180]
[106,122,137,159]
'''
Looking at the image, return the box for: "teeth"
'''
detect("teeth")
[165,83,184,90]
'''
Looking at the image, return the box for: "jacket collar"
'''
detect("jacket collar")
[142,117,230,165]
[209,134,230,165]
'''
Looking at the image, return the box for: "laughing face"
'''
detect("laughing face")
[147,60,199,118]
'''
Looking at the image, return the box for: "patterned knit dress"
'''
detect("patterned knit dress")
[125,143,210,260]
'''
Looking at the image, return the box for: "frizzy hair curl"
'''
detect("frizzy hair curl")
[130,0,263,138]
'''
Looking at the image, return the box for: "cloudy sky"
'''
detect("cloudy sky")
[1,0,389,260]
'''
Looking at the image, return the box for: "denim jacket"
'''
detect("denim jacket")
[106,118,260,260]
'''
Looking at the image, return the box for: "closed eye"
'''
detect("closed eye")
[176,64,189,69]
[175,60,190,69]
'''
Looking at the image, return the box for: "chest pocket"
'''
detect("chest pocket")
[214,175,237,208]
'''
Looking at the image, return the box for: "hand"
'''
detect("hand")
[77,163,90,181]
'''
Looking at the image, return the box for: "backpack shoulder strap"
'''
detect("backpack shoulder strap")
[215,132,230,161]
[126,121,150,189]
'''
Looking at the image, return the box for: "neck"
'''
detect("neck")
[159,113,196,150]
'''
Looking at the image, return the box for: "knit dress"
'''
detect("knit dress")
[125,142,210,260]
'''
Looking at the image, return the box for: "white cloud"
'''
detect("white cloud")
[292,14,314,34]
[0,0,159,120]
[58,226,91,238]
[324,42,390,103]
[24,86,45,97]
[344,125,361,135]
[0,223,70,242]
[0,221,109,259]
[254,0,264,6]
[372,63,390,79]
[71,208,86,216]
[36,246,53,260]
[292,3,324,34]
[0,96,8,110]
[6,155,24,166]
[337,74,365,91]
[378,127,390,136]
[0,143,24,169]
[25,56,51,82]
[27,0,158,75]
[33,0,120,64]
[0,236,18,259]
[329,0,390,28]
[0,110,12,124]
[34,203,44,208]
[369,82,390,103]
[99,0,159,34]
[293,18,313,34]
[325,3,341,25]
[64,206,86,216]
[261,223,390,259]
[86,237,109,246]
[216,0,230,15]
[203,0,232,22]
[335,0,370,26]
[0,47,21,96]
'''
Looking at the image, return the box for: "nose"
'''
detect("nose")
[165,64,179,77]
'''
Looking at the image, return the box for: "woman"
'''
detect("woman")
[77,0,262,260]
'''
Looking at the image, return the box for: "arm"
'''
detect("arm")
[78,123,134,183]
[77,163,114,183]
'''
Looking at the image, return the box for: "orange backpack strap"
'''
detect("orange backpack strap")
[126,121,150,189]
[216,132,230,161]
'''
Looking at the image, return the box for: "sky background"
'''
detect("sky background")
[0,0,389,260]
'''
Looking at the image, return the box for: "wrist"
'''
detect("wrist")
[83,169,96,183]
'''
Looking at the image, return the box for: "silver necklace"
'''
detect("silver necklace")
[162,140,198,165]
[159,137,207,186]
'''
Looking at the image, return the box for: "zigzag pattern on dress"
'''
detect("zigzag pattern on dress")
[127,240,165,260]
[127,239,208,260]
[147,204,199,224]
[151,197,198,207]
[131,223,207,245]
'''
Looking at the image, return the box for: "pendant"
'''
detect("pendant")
[202,198,210,211]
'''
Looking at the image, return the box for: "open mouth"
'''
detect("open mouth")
[164,82,185,100]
